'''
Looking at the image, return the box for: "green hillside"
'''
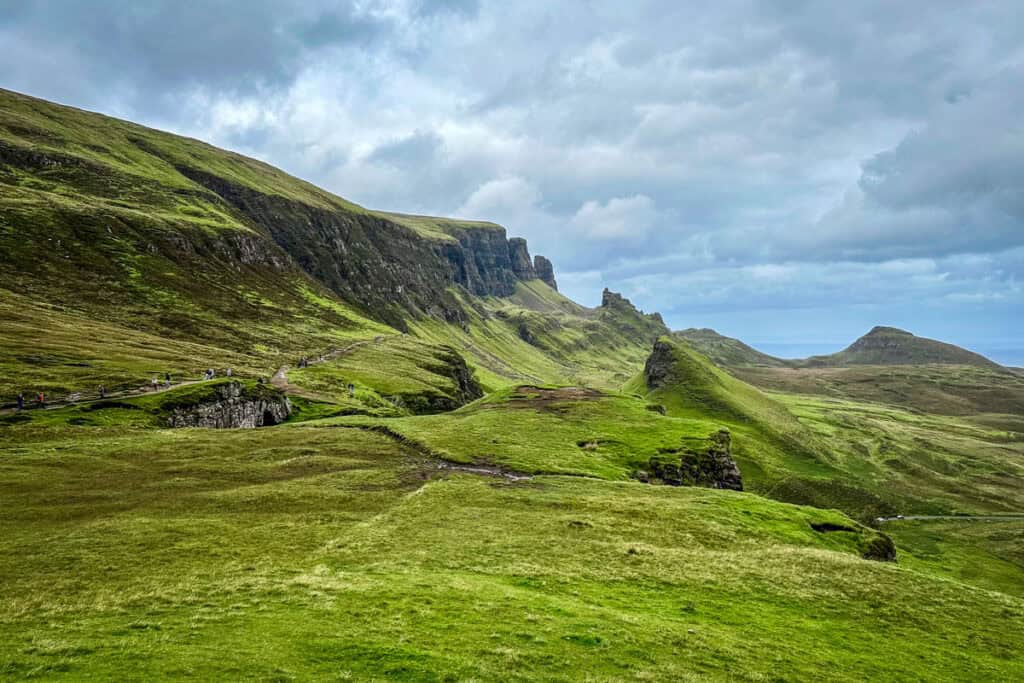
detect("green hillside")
[674,328,789,367]
[2,89,1023,680]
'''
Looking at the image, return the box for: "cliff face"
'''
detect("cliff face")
[180,168,554,314]
[166,381,291,428]
[534,255,557,291]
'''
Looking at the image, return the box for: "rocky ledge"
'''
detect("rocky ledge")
[166,381,291,428]
[636,429,743,491]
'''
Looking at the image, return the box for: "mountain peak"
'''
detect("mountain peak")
[864,326,913,337]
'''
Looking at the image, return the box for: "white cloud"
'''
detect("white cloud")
[569,195,658,240]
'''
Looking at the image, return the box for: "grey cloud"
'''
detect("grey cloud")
[367,130,443,167]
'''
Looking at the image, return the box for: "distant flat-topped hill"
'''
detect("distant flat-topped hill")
[801,326,1002,369]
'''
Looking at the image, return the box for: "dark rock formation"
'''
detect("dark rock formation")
[534,255,557,290]
[508,237,538,281]
[643,338,677,391]
[163,168,558,321]
[439,227,520,297]
[643,429,743,490]
[166,381,291,428]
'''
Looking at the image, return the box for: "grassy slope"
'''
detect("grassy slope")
[674,328,789,368]
[734,363,1024,417]
[776,393,1024,515]
[325,386,719,480]
[0,86,402,400]
[886,519,1024,598]
[2,420,1022,680]
[621,337,1024,521]
[624,338,841,489]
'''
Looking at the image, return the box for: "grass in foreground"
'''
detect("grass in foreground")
[0,421,1022,680]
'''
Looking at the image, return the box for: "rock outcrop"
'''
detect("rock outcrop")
[508,237,538,281]
[599,289,669,343]
[643,338,678,390]
[166,381,291,428]
[534,255,557,290]
[643,429,743,491]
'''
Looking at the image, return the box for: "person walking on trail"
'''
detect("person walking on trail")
[16,393,24,411]
[151,376,159,392]
[226,368,232,378]
[99,385,106,400]
[165,372,171,384]
[36,392,45,408]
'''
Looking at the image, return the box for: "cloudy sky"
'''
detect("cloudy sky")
[3,1,1023,361]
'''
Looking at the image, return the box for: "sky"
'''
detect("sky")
[2,1,1023,362]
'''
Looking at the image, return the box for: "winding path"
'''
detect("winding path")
[270,340,373,396]
[1,338,379,416]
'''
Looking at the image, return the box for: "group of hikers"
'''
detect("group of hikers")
[10,366,242,412]
[14,392,46,411]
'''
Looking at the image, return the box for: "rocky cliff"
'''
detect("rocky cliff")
[534,255,557,291]
[165,381,291,428]
[176,169,557,316]
[640,429,743,490]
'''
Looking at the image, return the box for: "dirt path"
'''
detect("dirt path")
[0,378,207,415]
[877,514,1024,523]
[271,340,374,396]
[1,338,380,416]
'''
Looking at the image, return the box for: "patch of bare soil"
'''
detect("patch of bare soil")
[500,385,605,410]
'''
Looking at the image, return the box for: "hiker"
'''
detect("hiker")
[347,383,355,397]
[37,391,45,408]
[226,368,232,378]
[99,385,106,399]
[16,393,24,411]
[165,372,171,384]
[151,376,159,392]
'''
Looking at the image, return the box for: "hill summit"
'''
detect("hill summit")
[805,326,1001,369]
